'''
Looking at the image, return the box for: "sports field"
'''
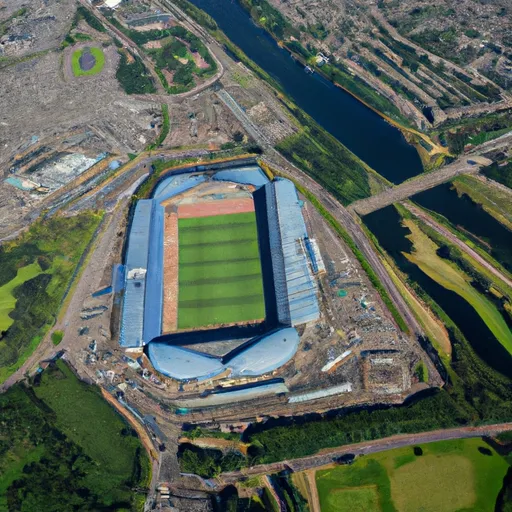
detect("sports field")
[316,438,509,512]
[177,211,265,329]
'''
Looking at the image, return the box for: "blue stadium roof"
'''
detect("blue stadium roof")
[120,200,152,348]
[213,165,269,187]
[147,344,225,381]
[147,327,299,381]
[226,327,300,377]
[265,179,320,326]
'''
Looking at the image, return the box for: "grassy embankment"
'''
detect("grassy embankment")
[452,174,512,232]
[146,104,170,151]
[415,199,512,282]
[171,0,391,206]
[0,213,103,384]
[482,159,512,190]
[316,438,509,512]
[71,47,105,77]
[362,222,452,357]
[0,360,150,511]
[403,219,512,355]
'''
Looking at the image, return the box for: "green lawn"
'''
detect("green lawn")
[316,438,509,512]
[0,262,42,332]
[0,212,102,384]
[71,46,105,77]
[177,212,265,329]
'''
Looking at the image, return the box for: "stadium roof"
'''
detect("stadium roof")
[265,179,320,326]
[147,327,299,381]
[226,327,300,377]
[147,344,225,381]
[213,165,269,187]
[120,200,152,348]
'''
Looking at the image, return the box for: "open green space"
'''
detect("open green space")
[105,17,217,93]
[0,262,42,332]
[177,212,265,329]
[0,360,149,511]
[0,212,102,384]
[403,219,512,355]
[71,46,105,77]
[316,438,509,512]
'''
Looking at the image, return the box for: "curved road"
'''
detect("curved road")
[219,422,512,484]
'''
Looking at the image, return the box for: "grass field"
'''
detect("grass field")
[34,360,148,499]
[0,262,42,332]
[0,360,149,511]
[403,219,512,355]
[71,46,105,77]
[177,212,265,329]
[316,438,509,512]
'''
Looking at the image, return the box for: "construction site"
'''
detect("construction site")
[58,158,434,431]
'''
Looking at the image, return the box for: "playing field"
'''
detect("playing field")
[177,212,265,329]
[315,438,509,512]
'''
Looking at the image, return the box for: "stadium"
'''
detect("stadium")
[118,161,322,383]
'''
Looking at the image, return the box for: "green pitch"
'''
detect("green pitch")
[177,212,265,329]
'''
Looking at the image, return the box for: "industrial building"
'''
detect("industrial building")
[118,162,322,382]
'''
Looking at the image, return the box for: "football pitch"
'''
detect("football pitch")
[177,212,265,329]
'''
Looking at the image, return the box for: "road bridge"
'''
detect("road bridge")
[348,155,492,216]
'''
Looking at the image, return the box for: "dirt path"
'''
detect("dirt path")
[218,422,512,484]
[405,203,512,289]
[306,469,321,512]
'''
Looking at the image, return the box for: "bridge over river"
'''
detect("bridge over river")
[348,155,492,216]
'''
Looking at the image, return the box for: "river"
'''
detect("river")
[188,0,512,372]
[364,205,512,378]
[412,184,512,273]
[189,0,423,184]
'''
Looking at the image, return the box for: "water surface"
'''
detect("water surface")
[190,0,423,183]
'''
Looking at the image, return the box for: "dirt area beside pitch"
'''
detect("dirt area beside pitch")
[162,209,179,333]
[178,197,255,218]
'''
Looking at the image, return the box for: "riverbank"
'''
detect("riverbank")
[186,0,424,184]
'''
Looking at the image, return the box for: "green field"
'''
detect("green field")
[71,46,105,77]
[177,211,265,329]
[0,360,149,511]
[403,219,512,355]
[316,438,509,512]
[0,262,42,332]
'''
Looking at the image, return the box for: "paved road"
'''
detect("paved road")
[219,422,512,484]
[348,155,492,216]
[404,203,512,288]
